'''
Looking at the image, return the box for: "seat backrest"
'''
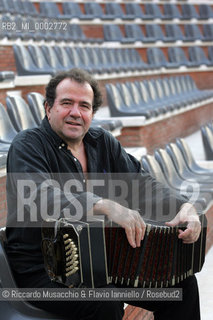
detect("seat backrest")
[145,24,164,40]
[141,154,169,186]
[41,45,64,70]
[168,47,188,64]
[53,46,73,69]
[84,2,102,17]
[0,102,17,143]
[188,46,207,64]
[116,83,134,109]
[6,95,38,132]
[181,4,199,19]
[28,45,52,69]
[105,3,123,17]
[39,1,60,17]
[125,24,144,40]
[62,2,82,17]
[135,81,151,104]
[125,3,144,17]
[0,229,69,319]
[13,45,36,74]
[199,4,213,19]
[163,4,181,19]
[147,48,167,66]
[184,24,202,40]
[27,92,45,125]
[154,148,184,187]
[166,143,190,177]
[201,125,213,160]
[144,3,162,19]
[203,24,213,39]
[103,25,122,41]
[105,83,125,116]
[165,24,184,40]
[208,46,213,61]
[126,81,145,106]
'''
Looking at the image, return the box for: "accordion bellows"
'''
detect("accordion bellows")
[41,215,206,288]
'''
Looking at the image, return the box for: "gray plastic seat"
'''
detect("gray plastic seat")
[165,24,185,42]
[144,3,163,19]
[188,46,213,67]
[40,46,67,72]
[199,4,213,20]
[141,154,211,212]
[176,138,213,176]
[168,47,200,68]
[84,2,114,20]
[6,96,38,132]
[105,2,135,20]
[27,45,56,75]
[62,2,93,20]
[154,148,213,211]
[201,125,213,161]
[208,46,213,64]
[155,148,213,195]
[203,24,213,41]
[0,103,17,143]
[125,3,148,20]
[13,45,53,76]
[27,92,45,126]
[103,25,135,43]
[166,143,213,184]
[106,83,151,118]
[0,153,7,167]
[181,4,199,20]
[184,24,204,42]
[39,1,70,19]
[145,24,167,42]
[163,4,182,20]
[147,48,179,69]
[125,24,155,43]
[0,228,69,320]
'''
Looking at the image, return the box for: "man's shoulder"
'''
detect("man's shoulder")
[11,126,45,146]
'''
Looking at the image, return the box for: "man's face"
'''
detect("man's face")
[45,78,94,145]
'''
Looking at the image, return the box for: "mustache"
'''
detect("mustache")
[65,118,83,125]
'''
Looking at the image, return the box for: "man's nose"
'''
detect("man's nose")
[69,103,81,117]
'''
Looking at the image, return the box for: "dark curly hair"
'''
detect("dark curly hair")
[44,68,103,113]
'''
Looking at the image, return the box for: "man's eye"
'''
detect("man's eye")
[81,104,90,109]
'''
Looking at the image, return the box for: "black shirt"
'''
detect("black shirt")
[5,116,186,275]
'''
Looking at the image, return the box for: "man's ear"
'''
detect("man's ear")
[44,102,51,120]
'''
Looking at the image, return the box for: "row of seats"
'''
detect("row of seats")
[147,46,213,68]
[0,92,123,154]
[141,138,213,214]
[13,45,149,76]
[106,75,213,118]
[1,1,213,21]
[2,17,213,45]
[201,122,213,161]
[104,24,213,43]
[13,44,213,77]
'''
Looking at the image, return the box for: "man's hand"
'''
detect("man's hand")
[165,203,201,244]
[93,199,146,248]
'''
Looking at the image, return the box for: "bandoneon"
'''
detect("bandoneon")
[41,215,206,288]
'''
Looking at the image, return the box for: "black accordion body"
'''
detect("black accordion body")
[41,215,207,288]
